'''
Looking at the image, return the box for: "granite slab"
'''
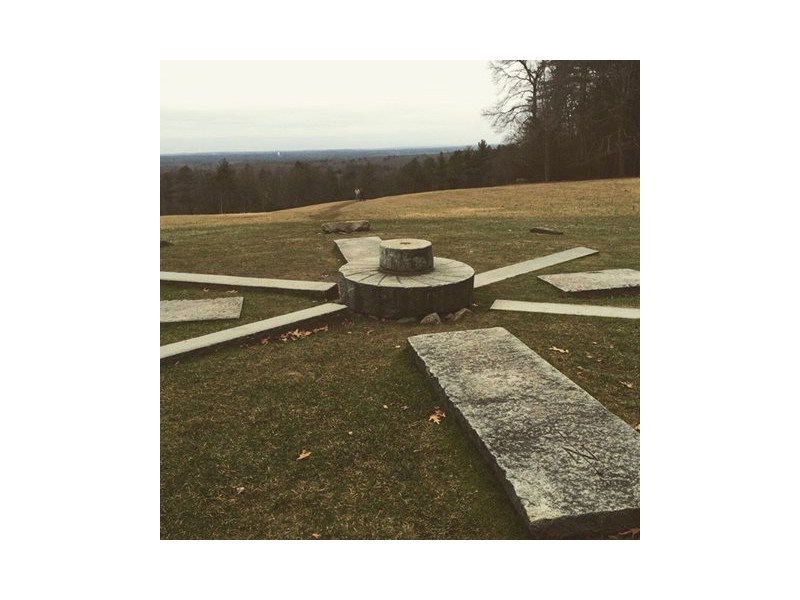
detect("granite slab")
[407,327,639,538]
[491,300,639,319]
[538,268,640,294]
[160,303,348,361]
[473,247,598,288]
[160,271,337,298]
[160,297,243,323]
[333,236,382,263]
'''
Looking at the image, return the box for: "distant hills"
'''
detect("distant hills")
[160,146,465,168]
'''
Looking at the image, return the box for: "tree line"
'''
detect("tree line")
[484,60,639,181]
[160,60,639,215]
[161,142,523,215]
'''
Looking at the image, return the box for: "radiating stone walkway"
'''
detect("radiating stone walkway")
[160,303,347,361]
[160,271,337,298]
[333,236,382,262]
[473,247,598,288]
[491,299,639,319]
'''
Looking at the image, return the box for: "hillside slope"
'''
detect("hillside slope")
[160,177,639,227]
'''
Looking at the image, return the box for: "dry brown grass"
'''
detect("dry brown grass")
[160,178,640,228]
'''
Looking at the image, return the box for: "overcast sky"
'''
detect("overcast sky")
[160,61,504,154]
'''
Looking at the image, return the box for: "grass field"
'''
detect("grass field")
[160,178,640,539]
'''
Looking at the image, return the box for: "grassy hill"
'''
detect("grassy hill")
[160,178,640,539]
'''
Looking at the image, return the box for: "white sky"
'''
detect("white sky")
[160,61,504,154]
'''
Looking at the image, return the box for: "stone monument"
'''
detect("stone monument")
[338,238,474,319]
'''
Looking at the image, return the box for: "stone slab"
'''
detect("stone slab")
[473,247,598,288]
[160,303,348,361]
[160,297,244,323]
[490,300,639,320]
[322,220,370,234]
[160,271,337,298]
[333,236,382,263]
[407,327,639,538]
[538,268,639,294]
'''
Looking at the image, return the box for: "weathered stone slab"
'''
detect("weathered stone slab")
[407,327,639,538]
[160,297,243,323]
[333,236,382,263]
[160,271,337,298]
[473,247,598,288]
[160,303,347,361]
[539,268,640,294]
[322,220,370,234]
[491,300,639,320]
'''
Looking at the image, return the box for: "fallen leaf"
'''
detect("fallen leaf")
[366,330,374,335]
[618,527,640,539]
[635,423,640,431]
[311,533,321,539]
[394,345,401,349]
[348,431,353,436]
[225,289,238,294]
[428,409,446,424]
[260,337,270,345]
[620,381,634,389]
[383,405,388,409]
[549,346,569,354]
[296,450,311,461]
[235,486,245,495]
[279,329,313,342]
[402,405,409,410]
[313,325,329,333]
[202,288,209,292]
[287,371,302,377]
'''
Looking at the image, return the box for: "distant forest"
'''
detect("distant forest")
[160,60,639,215]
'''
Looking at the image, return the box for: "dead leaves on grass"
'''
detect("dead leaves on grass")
[262,325,330,345]
[620,381,635,389]
[428,408,446,425]
[296,450,312,461]
[549,346,569,354]
[281,329,312,342]
[610,527,640,540]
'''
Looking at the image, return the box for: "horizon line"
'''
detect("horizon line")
[160,142,501,157]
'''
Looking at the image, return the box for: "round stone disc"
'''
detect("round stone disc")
[338,256,474,319]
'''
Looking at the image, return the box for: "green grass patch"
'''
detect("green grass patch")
[161,179,639,539]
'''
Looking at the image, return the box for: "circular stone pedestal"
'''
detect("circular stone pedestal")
[338,239,474,319]
[380,239,433,273]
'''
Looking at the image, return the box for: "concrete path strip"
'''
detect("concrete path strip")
[160,303,347,361]
[407,327,639,538]
[160,271,337,298]
[161,297,244,323]
[491,299,639,319]
[473,247,598,288]
[333,236,382,262]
